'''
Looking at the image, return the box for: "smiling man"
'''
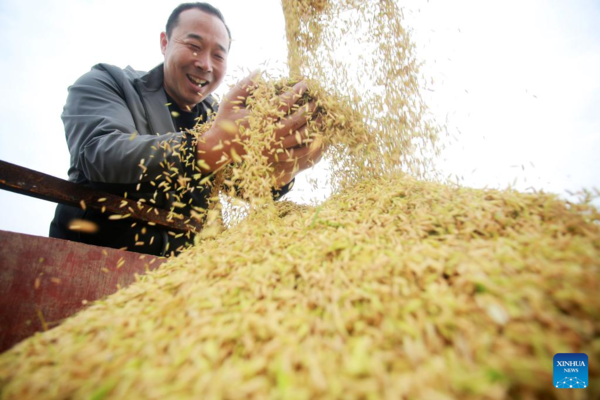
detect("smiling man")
[162,5,229,111]
[49,2,321,256]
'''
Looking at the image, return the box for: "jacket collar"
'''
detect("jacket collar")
[134,63,218,134]
[134,64,176,135]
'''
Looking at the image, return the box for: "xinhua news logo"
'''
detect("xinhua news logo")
[554,353,588,389]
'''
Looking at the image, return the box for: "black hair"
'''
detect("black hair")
[166,2,231,43]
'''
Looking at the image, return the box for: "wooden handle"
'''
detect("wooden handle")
[0,159,200,233]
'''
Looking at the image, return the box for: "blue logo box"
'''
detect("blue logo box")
[554,353,588,389]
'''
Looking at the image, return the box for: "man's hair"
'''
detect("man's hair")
[166,2,232,43]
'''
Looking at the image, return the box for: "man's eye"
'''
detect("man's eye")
[189,44,201,51]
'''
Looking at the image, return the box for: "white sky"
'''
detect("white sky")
[0,0,599,237]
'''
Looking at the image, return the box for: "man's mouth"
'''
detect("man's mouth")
[187,74,209,88]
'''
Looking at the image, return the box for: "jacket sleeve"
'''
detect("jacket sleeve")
[62,68,191,185]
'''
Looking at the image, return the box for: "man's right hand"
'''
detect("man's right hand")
[196,71,317,172]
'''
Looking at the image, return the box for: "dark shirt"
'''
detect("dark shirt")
[166,93,204,133]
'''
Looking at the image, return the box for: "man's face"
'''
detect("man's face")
[161,9,229,110]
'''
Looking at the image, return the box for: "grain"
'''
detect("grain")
[68,219,99,233]
[0,175,598,399]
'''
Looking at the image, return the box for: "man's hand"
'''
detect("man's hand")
[270,138,326,188]
[196,71,317,172]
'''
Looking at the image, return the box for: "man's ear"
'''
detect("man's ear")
[160,32,168,56]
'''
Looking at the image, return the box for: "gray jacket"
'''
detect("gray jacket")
[50,63,216,255]
[51,63,291,255]
[64,63,215,186]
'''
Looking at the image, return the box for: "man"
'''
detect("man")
[50,2,322,256]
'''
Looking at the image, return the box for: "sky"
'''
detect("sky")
[0,0,599,237]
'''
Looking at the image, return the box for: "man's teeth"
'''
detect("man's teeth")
[189,75,208,86]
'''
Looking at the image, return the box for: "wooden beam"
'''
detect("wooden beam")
[0,159,201,233]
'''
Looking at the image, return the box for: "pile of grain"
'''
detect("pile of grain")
[1,175,598,398]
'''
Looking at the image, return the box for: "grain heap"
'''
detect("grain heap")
[1,1,599,399]
[1,176,599,398]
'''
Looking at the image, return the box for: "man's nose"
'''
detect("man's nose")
[194,51,212,73]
